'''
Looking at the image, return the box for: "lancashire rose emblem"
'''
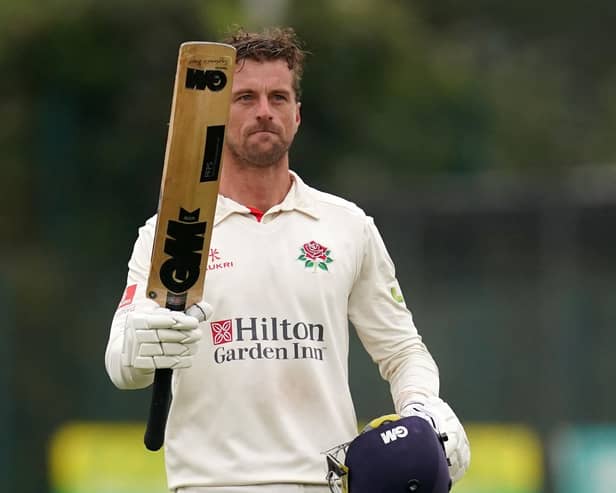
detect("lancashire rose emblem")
[298,240,334,272]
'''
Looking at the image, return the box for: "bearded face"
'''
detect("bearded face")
[225,59,301,168]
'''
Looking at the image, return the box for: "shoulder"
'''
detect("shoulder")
[144,214,157,229]
[312,188,366,218]
[140,215,158,236]
[131,215,157,245]
[295,173,368,223]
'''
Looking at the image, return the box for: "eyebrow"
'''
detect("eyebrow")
[232,87,293,96]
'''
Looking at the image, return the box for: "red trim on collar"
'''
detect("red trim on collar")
[247,206,264,222]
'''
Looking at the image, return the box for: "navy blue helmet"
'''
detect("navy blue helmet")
[325,414,451,493]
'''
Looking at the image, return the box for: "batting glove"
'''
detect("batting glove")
[401,396,471,483]
[122,301,212,371]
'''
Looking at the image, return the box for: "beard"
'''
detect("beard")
[226,122,293,168]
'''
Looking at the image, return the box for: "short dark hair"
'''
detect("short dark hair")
[221,26,307,99]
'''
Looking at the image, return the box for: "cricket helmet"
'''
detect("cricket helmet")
[325,414,451,493]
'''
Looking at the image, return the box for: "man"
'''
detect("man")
[106,27,470,493]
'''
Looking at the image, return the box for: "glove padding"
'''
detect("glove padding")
[401,396,471,483]
[122,301,212,371]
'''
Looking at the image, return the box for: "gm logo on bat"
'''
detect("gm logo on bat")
[160,208,207,294]
[185,68,227,91]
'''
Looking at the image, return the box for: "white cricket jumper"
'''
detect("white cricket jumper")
[105,171,439,490]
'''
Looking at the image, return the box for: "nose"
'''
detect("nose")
[255,95,273,121]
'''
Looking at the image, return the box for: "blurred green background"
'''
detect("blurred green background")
[2,0,616,492]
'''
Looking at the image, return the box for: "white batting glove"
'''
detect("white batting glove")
[121,301,212,371]
[401,396,471,483]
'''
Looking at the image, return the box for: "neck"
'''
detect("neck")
[219,152,293,212]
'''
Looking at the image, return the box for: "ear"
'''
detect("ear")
[295,101,302,125]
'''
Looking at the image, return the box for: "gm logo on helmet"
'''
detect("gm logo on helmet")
[380,425,408,444]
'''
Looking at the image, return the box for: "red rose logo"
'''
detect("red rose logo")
[298,241,334,272]
[303,241,328,260]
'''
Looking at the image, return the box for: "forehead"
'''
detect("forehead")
[232,58,294,91]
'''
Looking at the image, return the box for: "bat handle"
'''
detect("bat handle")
[144,368,173,451]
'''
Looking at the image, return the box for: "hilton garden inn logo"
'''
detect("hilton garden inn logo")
[210,316,327,364]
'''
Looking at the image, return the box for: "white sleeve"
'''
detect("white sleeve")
[348,217,440,411]
[104,217,157,390]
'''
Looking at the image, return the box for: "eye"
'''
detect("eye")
[272,93,289,102]
[235,93,253,102]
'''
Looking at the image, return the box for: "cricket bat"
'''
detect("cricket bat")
[143,42,235,451]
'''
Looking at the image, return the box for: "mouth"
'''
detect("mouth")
[248,127,279,136]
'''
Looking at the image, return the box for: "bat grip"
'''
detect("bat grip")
[143,295,187,450]
[144,368,173,451]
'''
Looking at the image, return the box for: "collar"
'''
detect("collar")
[214,170,320,225]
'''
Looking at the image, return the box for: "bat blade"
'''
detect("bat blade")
[143,42,235,451]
